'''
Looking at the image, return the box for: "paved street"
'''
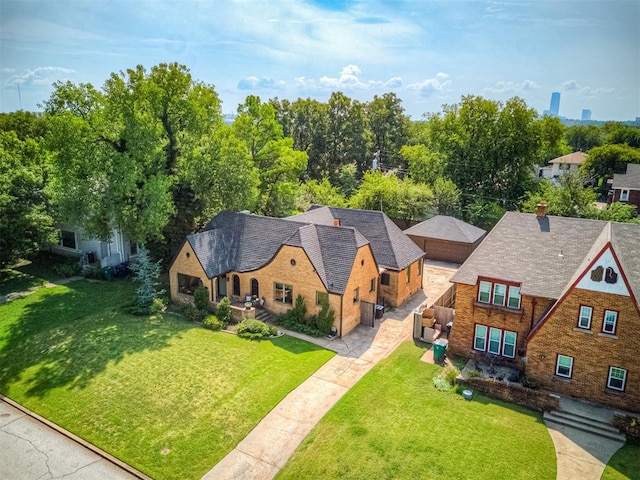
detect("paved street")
[0,400,138,480]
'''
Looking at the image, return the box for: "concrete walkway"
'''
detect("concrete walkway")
[0,399,140,480]
[203,261,459,480]
[544,396,625,480]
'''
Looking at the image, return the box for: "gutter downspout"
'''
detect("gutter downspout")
[339,294,344,338]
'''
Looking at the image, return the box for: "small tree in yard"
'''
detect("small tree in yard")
[316,295,336,335]
[215,297,232,325]
[129,246,164,314]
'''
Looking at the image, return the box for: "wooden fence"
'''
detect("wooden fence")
[431,284,456,308]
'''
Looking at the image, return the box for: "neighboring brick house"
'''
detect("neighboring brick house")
[448,206,640,412]
[609,163,640,214]
[169,210,381,337]
[289,206,425,307]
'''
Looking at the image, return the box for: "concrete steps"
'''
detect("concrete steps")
[544,409,626,442]
[255,309,272,323]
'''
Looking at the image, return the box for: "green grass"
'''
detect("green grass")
[0,254,64,295]
[602,444,640,480]
[0,280,335,480]
[277,341,557,480]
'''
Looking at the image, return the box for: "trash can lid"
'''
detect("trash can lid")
[433,339,447,347]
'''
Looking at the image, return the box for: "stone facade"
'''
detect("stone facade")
[169,240,379,337]
[377,260,423,308]
[527,288,640,412]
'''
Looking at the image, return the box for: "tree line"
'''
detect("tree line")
[1,62,638,269]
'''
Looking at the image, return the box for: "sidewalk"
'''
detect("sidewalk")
[0,398,140,480]
[203,261,459,480]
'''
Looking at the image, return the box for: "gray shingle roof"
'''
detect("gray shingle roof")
[185,211,371,294]
[450,212,640,303]
[613,163,640,189]
[289,205,425,270]
[403,215,486,244]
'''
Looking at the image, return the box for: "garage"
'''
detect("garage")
[404,215,486,265]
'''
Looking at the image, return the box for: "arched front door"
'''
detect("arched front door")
[250,278,259,298]
[232,274,240,296]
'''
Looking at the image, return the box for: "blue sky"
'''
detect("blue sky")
[1,0,638,120]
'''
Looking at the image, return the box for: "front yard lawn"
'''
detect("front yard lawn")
[277,341,556,480]
[0,280,335,480]
[602,444,640,480]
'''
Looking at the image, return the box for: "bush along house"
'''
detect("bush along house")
[448,204,640,412]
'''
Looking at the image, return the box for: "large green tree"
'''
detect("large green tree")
[425,95,540,207]
[366,93,410,169]
[582,144,640,179]
[0,131,55,268]
[233,96,307,217]
[44,63,247,261]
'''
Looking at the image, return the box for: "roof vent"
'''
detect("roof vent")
[536,202,547,218]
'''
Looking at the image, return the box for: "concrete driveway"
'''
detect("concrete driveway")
[0,399,141,480]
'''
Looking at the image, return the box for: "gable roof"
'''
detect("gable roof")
[612,163,640,190]
[289,205,425,270]
[186,211,371,294]
[549,151,587,165]
[403,215,486,244]
[450,212,640,303]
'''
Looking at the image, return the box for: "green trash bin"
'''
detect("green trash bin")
[433,339,447,363]
[102,267,114,281]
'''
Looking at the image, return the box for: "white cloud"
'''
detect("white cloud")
[295,65,402,92]
[483,79,540,94]
[407,73,451,98]
[6,66,76,87]
[562,80,614,97]
[237,76,286,91]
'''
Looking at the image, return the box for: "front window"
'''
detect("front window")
[369,278,376,293]
[59,230,77,249]
[556,355,573,378]
[607,367,627,391]
[232,274,240,296]
[492,284,506,306]
[381,273,390,286]
[178,273,203,295]
[478,281,491,303]
[507,286,521,309]
[406,265,411,283]
[620,189,629,201]
[274,282,293,304]
[578,305,592,329]
[488,327,501,354]
[502,331,517,358]
[474,325,487,351]
[602,310,617,334]
[353,287,359,303]
[316,291,328,305]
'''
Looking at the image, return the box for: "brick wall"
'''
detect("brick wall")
[526,288,640,413]
[168,241,211,307]
[458,377,560,412]
[448,283,554,361]
[378,260,423,307]
[611,188,640,213]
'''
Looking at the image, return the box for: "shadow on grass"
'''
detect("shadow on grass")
[0,253,71,296]
[0,280,193,398]
[267,334,333,355]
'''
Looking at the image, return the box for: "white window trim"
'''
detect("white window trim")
[620,189,629,201]
[578,306,593,330]
[478,281,491,303]
[502,331,517,358]
[556,355,573,378]
[492,284,506,307]
[488,327,502,355]
[507,286,521,310]
[58,229,78,251]
[474,325,487,351]
[603,310,617,334]
[607,367,627,391]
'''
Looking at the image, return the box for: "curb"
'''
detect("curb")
[1,395,153,480]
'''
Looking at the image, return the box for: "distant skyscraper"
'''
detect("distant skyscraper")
[549,92,561,117]
[581,109,592,121]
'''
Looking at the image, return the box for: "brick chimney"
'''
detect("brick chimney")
[333,218,341,226]
[536,202,547,218]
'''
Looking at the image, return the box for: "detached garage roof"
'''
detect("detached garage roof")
[404,215,486,244]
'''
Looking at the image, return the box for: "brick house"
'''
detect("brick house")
[448,206,640,412]
[609,163,640,214]
[169,208,424,337]
[290,206,425,308]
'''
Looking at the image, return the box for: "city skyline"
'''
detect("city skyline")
[1,0,638,120]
